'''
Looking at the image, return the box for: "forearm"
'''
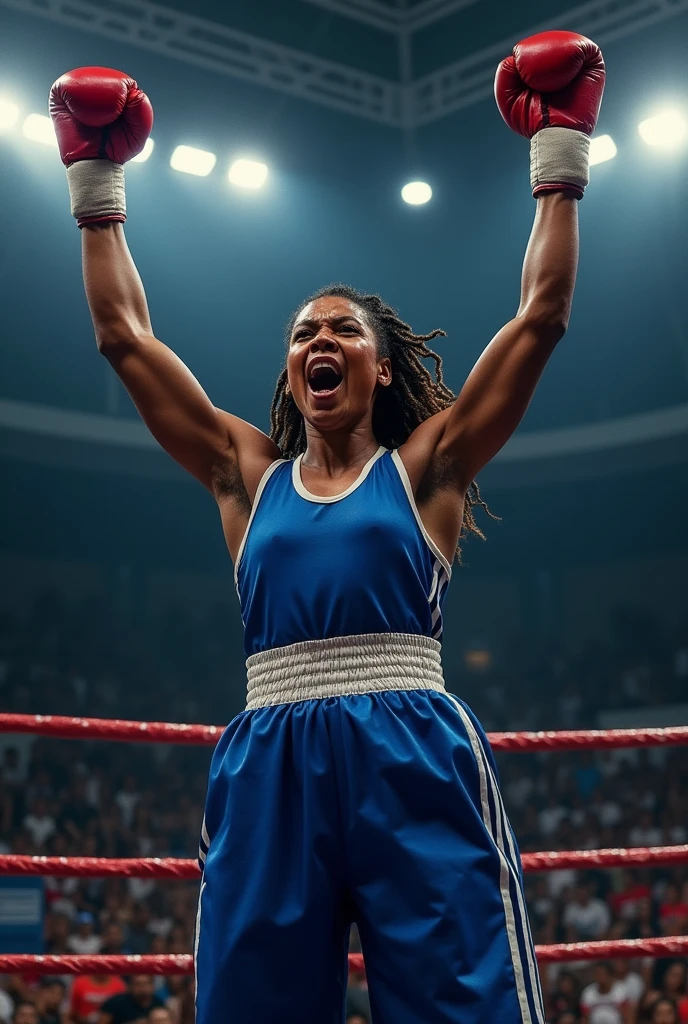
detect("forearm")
[81,222,153,347]
[517,191,579,330]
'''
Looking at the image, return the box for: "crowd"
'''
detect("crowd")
[0,592,686,1023]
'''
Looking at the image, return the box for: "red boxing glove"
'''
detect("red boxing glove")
[494,31,605,199]
[49,67,153,226]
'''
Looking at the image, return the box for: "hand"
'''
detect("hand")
[50,66,153,166]
[49,66,153,226]
[494,31,605,198]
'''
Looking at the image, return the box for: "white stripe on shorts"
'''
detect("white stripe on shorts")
[475,735,546,1016]
[448,695,544,1024]
[194,880,206,1011]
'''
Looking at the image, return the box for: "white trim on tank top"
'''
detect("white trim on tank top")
[390,449,452,577]
[233,458,287,588]
[292,445,386,504]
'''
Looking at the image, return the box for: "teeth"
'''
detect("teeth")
[308,361,340,380]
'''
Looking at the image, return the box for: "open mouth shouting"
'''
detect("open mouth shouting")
[306,356,344,399]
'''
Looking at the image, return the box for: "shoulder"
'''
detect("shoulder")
[101,993,125,1010]
[580,983,597,1004]
[215,409,280,460]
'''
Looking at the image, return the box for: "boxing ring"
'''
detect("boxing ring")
[1,712,687,975]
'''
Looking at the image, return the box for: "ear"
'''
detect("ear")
[377,357,392,388]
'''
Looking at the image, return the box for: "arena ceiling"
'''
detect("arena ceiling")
[2,0,688,126]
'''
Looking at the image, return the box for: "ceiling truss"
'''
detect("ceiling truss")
[1,0,687,127]
[413,0,688,125]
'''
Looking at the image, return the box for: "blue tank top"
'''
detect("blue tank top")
[235,447,452,655]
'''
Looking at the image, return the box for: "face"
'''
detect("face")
[103,923,124,949]
[287,297,391,436]
[13,1006,39,1024]
[129,975,155,1003]
[148,1010,172,1024]
[594,965,613,989]
[41,983,64,1010]
[652,1001,679,1024]
[664,963,686,992]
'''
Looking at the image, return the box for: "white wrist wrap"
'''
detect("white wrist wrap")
[530,127,590,195]
[66,159,126,223]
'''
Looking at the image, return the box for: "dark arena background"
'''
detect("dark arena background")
[1,1,688,1022]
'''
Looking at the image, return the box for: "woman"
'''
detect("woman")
[49,29,604,1024]
[641,962,688,1022]
[648,998,681,1024]
[548,970,582,1020]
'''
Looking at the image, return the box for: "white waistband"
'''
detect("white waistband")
[245,633,444,710]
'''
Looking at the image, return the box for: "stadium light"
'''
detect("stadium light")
[228,158,268,189]
[22,113,57,147]
[170,145,217,176]
[0,99,20,133]
[589,134,617,167]
[638,110,687,149]
[401,180,432,205]
[131,137,155,164]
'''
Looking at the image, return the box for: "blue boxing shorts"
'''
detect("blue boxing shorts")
[195,634,544,1024]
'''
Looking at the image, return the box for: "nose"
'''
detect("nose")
[309,331,338,353]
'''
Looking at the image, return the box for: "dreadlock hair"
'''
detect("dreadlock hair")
[269,283,495,559]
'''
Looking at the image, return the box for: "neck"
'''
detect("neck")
[302,423,379,474]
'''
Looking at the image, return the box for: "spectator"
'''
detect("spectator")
[563,882,612,942]
[658,884,688,937]
[580,962,630,1023]
[98,976,164,1024]
[574,752,601,800]
[67,913,102,954]
[147,1012,172,1024]
[648,998,681,1024]
[11,1006,38,1024]
[22,798,55,849]
[0,987,13,1024]
[70,975,127,1024]
[539,793,568,838]
[3,748,27,788]
[628,811,663,849]
[548,970,581,1019]
[100,924,126,956]
[612,959,644,1008]
[114,776,140,830]
[640,962,688,1022]
[127,904,154,955]
[608,871,652,928]
[35,979,66,1024]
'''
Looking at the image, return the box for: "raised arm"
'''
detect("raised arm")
[440,32,604,487]
[402,31,605,502]
[50,67,278,498]
[82,221,277,492]
[437,190,577,486]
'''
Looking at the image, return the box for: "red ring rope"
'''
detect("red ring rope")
[2,846,687,879]
[4,715,686,972]
[1,938,687,975]
[1,712,687,751]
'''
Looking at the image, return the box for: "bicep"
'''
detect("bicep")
[438,315,562,484]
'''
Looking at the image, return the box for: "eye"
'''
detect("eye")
[339,324,360,334]
[292,330,311,343]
